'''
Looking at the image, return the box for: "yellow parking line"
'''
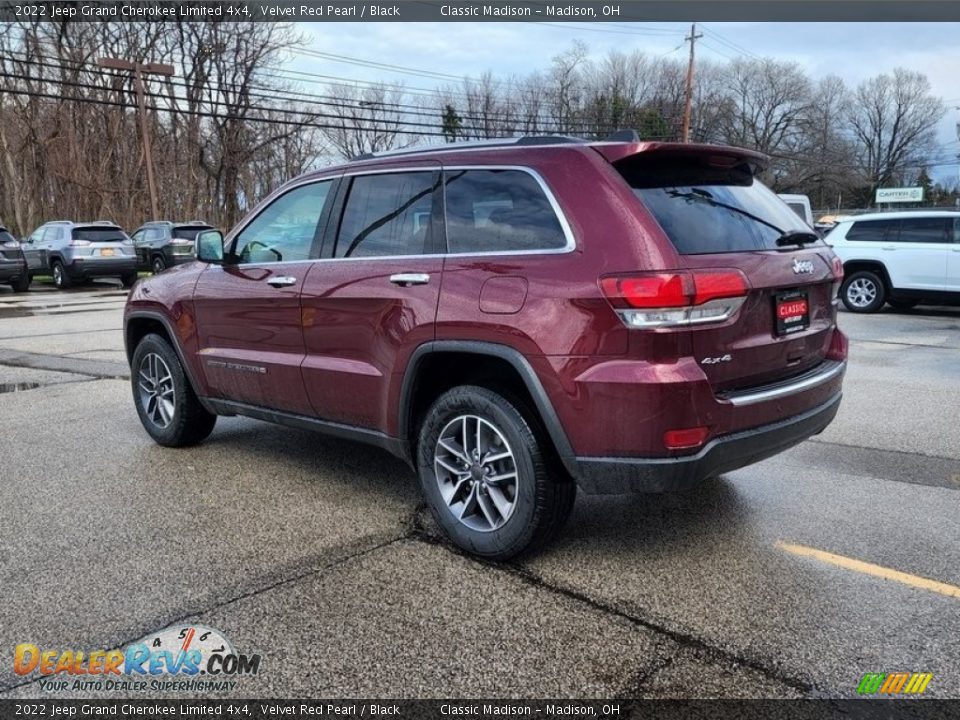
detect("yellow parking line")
[776,541,960,599]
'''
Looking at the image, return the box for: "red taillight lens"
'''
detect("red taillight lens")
[600,273,692,309]
[601,270,749,328]
[826,328,848,361]
[693,271,750,305]
[663,426,710,450]
[830,255,844,281]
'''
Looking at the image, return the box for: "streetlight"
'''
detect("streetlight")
[97,58,175,221]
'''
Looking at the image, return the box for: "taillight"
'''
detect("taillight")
[2,240,20,249]
[70,239,91,247]
[826,328,848,361]
[830,256,844,304]
[601,270,749,328]
[663,426,710,450]
[170,239,194,246]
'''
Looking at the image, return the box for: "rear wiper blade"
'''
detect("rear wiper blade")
[775,231,820,248]
[667,188,786,236]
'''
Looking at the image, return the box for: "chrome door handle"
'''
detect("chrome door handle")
[389,273,430,287]
[267,276,297,287]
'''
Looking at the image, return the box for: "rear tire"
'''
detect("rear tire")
[151,255,167,274]
[10,274,30,292]
[131,333,217,447]
[840,270,885,313]
[416,385,575,560]
[51,260,72,289]
[121,271,138,288]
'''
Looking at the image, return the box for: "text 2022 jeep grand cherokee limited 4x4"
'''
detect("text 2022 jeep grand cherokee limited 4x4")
[124,136,848,559]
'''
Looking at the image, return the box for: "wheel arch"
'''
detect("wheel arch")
[398,341,576,475]
[125,311,211,411]
[842,260,893,291]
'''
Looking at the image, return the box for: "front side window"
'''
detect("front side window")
[233,181,333,264]
[896,218,950,244]
[335,172,438,258]
[845,219,896,243]
[444,169,567,254]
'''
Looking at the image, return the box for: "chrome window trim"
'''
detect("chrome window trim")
[219,165,576,267]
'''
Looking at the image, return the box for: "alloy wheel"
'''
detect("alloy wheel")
[137,352,176,428]
[434,414,519,532]
[846,277,878,309]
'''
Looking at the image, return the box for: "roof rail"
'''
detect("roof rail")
[91,220,117,225]
[350,134,586,162]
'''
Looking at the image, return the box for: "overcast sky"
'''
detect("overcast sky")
[292,22,960,184]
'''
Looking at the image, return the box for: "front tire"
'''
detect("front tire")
[10,274,30,292]
[51,260,72,289]
[840,270,885,313]
[131,333,217,447]
[417,385,575,560]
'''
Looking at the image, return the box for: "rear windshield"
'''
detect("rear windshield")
[72,227,127,242]
[0,230,16,244]
[172,225,211,240]
[617,155,816,254]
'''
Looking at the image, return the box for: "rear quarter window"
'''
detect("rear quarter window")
[443,168,567,254]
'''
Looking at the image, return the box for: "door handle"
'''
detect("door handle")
[267,276,297,287]
[881,246,896,251]
[389,273,430,287]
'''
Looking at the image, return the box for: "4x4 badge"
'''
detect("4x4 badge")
[793,258,814,274]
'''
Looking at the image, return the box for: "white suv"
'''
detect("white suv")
[827,211,960,313]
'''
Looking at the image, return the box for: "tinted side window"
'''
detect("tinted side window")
[954,219,960,244]
[335,172,438,258]
[444,169,567,253]
[845,219,896,242]
[234,181,333,264]
[897,218,950,243]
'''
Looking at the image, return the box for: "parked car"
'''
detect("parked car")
[827,210,960,312]
[130,220,214,274]
[21,221,138,289]
[124,136,848,559]
[777,193,814,227]
[0,225,30,292]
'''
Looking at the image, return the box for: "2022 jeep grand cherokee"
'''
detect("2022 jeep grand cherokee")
[124,136,848,559]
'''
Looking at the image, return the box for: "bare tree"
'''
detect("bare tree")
[319,82,412,159]
[847,68,946,202]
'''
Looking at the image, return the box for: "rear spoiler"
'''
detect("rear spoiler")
[590,142,769,174]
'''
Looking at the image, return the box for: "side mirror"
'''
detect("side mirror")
[196,230,225,263]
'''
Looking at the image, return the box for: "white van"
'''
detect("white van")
[777,194,814,227]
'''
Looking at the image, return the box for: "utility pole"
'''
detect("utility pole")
[97,58,175,221]
[681,22,703,143]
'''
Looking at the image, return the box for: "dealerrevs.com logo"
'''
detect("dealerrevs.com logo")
[14,624,261,693]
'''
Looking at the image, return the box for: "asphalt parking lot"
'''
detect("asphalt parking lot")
[1,280,958,700]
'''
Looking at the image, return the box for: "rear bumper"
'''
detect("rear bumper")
[572,391,842,494]
[0,260,27,281]
[68,257,137,278]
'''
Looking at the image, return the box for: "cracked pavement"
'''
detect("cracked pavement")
[1,282,958,699]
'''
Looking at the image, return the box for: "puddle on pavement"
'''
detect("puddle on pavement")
[0,382,42,393]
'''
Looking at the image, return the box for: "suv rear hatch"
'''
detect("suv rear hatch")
[604,145,840,392]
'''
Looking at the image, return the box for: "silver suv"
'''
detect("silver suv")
[22,220,138,289]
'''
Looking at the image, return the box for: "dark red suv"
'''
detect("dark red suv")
[124,136,847,559]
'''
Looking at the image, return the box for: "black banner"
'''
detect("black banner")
[2,0,960,22]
